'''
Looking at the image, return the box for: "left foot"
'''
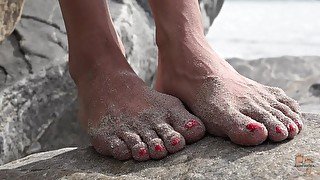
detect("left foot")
[155,37,303,146]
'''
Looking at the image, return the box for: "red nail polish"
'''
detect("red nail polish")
[185,119,199,129]
[288,124,295,132]
[276,126,283,134]
[171,138,180,146]
[138,148,147,157]
[155,144,164,152]
[246,123,260,132]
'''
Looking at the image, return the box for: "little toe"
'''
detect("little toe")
[277,96,301,114]
[91,135,131,160]
[224,111,268,146]
[154,123,186,153]
[271,102,303,132]
[139,129,168,159]
[170,110,206,144]
[241,106,289,142]
[118,131,150,161]
[268,87,301,113]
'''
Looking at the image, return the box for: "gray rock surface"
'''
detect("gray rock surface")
[0,0,218,165]
[0,64,76,165]
[0,113,319,180]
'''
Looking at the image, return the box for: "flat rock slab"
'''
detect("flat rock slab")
[0,0,24,42]
[0,113,319,180]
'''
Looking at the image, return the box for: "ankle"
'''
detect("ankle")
[68,41,128,86]
[155,25,207,51]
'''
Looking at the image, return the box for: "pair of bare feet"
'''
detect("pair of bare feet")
[59,0,303,161]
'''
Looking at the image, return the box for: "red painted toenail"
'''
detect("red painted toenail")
[155,144,164,152]
[246,123,260,132]
[185,119,199,129]
[138,148,147,157]
[171,138,180,146]
[288,124,295,132]
[275,126,283,134]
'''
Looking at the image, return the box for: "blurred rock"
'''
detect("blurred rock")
[309,83,320,97]
[0,113,319,179]
[0,0,219,164]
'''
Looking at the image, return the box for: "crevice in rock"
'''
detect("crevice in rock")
[21,15,66,35]
[0,65,8,83]
[11,30,33,74]
[30,52,50,60]
[54,38,68,52]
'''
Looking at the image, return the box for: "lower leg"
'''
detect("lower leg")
[59,0,125,82]
[58,0,205,161]
[149,0,303,145]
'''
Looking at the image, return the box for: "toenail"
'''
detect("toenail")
[185,119,199,129]
[155,144,165,152]
[171,137,181,146]
[288,124,295,132]
[138,148,147,157]
[294,120,302,130]
[275,126,283,134]
[246,123,260,132]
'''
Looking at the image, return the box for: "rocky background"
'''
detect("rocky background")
[0,0,319,179]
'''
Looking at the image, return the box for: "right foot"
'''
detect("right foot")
[71,49,205,161]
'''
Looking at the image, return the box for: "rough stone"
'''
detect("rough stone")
[0,0,24,42]
[0,113,319,180]
[0,64,76,165]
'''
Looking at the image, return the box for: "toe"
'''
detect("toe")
[139,129,168,159]
[118,131,150,161]
[277,96,301,114]
[91,135,131,160]
[271,102,303,132]
[241,105,289,142]
[264,105,299,139]
[268,87,301,113]
[170,110,206,144]
[224,111,268,146]
[153,123,186,153]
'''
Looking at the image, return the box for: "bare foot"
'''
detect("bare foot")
[155,38,303,146]
[71,49,205,161]
[59,0,205,161]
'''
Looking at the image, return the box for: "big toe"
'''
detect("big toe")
[224,111,268,146]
